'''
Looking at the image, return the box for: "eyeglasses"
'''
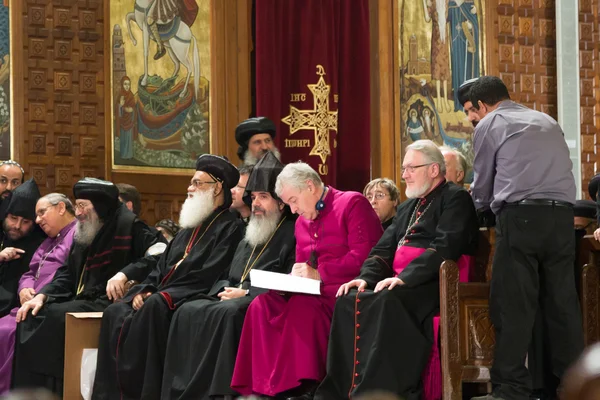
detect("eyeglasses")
[190,180,217,189]
[366,192,388,201]
[74,202,92,211]
[401,163,433,174]
[36,204,56,217]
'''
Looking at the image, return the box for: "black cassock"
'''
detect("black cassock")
[92,206,245,400]
[315,181,479,400]
[161,214,296,400]
[0,227,46,317]
[12,206,163,393]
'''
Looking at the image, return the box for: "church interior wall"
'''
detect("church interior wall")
[7,0,596,224]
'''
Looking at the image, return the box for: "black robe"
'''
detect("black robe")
[92,206,245,400]
[315,181,479,400]
[0,227,46,317]
[161,213,296,400]
[12,206,163,393]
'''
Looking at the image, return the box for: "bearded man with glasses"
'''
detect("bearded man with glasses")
[13,177,165,395]
[91,154,245,400]
[315,140,479,400]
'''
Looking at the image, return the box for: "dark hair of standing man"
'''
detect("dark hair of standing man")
[469,76,511,110]
[116,183,142,216]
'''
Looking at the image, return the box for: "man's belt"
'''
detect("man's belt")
[507,199,573,208]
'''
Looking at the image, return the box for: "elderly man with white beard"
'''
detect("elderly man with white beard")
[160,151,296,400]
[315,140,479,400]
[91,154,245,400]
[12,178,165,394]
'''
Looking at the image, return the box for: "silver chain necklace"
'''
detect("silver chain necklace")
[398,199,434,248]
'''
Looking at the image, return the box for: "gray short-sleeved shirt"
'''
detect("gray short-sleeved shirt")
[470,100,576,214]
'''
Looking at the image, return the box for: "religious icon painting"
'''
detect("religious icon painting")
[398,0,486,183]
[0,0,10,160]
[109,0,210,173]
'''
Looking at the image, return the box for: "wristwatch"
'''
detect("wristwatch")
[245,289,250,296]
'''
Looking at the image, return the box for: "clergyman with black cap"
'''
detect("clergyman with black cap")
[0,178,46,318]
[235,116,282,165]
[92,154,246,399]
[457,77,481,128]
[162,151,297,400]
[12,177,165,393]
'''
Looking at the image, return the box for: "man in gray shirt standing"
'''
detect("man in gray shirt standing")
[469,76,583,400]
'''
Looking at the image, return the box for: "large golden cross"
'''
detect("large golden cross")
[282,65,338,164]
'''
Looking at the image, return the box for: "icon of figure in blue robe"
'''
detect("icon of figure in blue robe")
[449,0,481,112]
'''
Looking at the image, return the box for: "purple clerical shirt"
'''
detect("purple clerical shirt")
[18,220,77,293]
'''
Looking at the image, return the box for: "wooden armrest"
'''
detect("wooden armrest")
[124,280,140,292]
[581,263,600,345]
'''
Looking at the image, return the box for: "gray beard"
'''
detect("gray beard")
[74,218,103,246]
[243,147,282,166]
[179,189,215,229]
[244,209,282,247]
[405,181,432,199]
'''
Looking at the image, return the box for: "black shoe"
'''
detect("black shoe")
[154,47,166,60]
[285,392,315,400]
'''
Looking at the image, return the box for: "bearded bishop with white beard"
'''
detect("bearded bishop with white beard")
[314,140,479,400]
[12,178,164,394]
[92,154,245,400]
[161,151,296,400]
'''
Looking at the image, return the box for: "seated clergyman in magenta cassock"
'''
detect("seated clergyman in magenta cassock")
[161,152,296,400]
[0,193,76,394]
[91,155,245,400]
[231,162,383,399]
[315,140,479,400]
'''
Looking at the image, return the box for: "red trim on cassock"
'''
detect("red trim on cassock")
[114,236,133,240]
[348,290,362,396]
[160,291,176,310]
[160,265,176,285]
[86,260,111,270]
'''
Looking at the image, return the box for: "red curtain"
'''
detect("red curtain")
[255,0,371,192]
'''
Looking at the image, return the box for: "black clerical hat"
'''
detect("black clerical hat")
[243,151,284,206]
[195,154,239,189]
[235,117,276,160]
[4,178,40,221]
[458,77,480,107]
[574,199,597,219]
[589,174,600,202]
[73,178,120,221]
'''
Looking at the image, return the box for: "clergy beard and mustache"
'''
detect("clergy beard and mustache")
[74,211,103,246]
[405,181,433,199]
[245,206,283,247]
[179,189,216,229]
[244,147,282,166]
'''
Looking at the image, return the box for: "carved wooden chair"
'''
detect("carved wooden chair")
[439,228,495,400]
[577,235,600,346]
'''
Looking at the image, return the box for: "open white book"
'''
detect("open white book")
[250,270,321,295]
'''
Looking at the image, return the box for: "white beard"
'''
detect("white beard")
[74,213,103,246]
[244,147,282,166]
[179,189,216,229]
[245,208,283,247]
[405,181,433,199]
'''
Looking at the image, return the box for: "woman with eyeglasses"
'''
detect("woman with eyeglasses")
[363,178,400,230]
